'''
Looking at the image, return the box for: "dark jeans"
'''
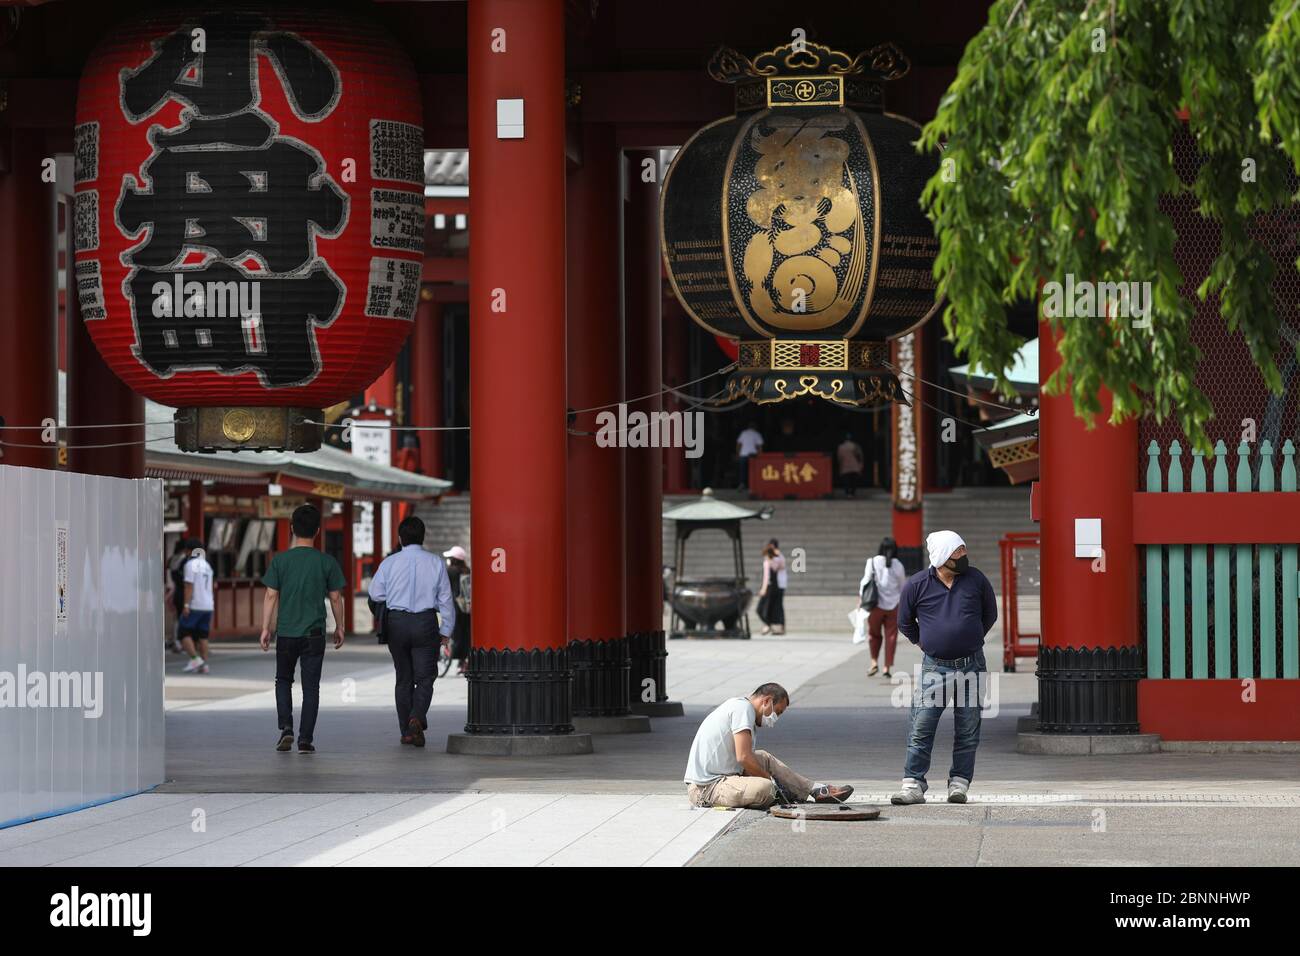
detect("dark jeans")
[387,609,439,732]
[903,650,986,788]
[275,634,326,743]
[738,454,754,488]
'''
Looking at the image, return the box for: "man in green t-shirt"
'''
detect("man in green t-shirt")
[260,504,347,754]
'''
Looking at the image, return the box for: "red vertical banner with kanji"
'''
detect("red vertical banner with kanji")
[891,332,924,570]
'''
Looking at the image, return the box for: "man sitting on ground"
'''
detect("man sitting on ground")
[684,682,854,808]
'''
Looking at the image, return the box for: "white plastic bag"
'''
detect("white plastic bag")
[849,606,869,645]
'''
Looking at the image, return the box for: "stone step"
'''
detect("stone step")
[413,489,1037,596]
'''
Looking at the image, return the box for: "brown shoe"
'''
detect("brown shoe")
[811,784,854,804]
[407,717,426,748]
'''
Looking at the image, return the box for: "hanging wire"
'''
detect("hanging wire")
[303,363,745,433]
[0,435,177,450]
[914,396,1027,432]
[884,360,1038,418]
[0,364,748,442]
[569,362,738,415]
[0,420,178,430]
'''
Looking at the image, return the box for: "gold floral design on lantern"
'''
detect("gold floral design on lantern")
[740,113,866,331]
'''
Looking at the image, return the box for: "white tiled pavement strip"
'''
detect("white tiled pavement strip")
[0,791,741,867]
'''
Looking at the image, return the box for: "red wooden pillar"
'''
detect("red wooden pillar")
[566,122,633,724]
[891,332,925,573]
[65,195,143,478]
[1036,321,1141,733]
[0,129,57,470]
[624,149,681,716]
[662,292,690,493]
[341,498,355,634]
[452,0,585,751]
[410,290,444,478]
[187,481,205,543]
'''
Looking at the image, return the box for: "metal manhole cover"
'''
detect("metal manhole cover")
[768,803,882,821]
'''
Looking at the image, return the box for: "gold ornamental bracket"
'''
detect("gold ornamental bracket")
[707,40,910,111]
[723,338,906,407]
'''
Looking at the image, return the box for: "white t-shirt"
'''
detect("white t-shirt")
[859,555,907,611]
[183,555,215,612]
[684,697,758,785]
[736,428,764,456]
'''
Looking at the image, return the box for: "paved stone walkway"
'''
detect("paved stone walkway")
[5,611,1298,866]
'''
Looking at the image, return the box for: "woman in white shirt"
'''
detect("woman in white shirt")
[858,536,908,677]
[757,539,788,635]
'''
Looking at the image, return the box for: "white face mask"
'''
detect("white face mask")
[760,702,780,728]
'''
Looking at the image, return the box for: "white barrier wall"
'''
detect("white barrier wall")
[0,464,165,827]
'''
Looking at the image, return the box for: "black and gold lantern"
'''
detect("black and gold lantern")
[661,41,941,406]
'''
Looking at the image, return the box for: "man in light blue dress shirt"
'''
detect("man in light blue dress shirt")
[369,515,456,747]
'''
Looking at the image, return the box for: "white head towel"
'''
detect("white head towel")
[926,530,965,569]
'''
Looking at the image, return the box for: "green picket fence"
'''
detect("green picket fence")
[1143,439,1300,680]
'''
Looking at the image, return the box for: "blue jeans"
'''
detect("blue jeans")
[902,650,986,788]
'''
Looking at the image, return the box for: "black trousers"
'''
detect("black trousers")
[386,609,440,732]
[757,586,786,626]
[275,634,326,743]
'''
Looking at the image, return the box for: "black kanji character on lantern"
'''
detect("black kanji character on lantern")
[130,262,344,388]
[116,11,350,389]
[120,11,340,122]
[118,123,346,273]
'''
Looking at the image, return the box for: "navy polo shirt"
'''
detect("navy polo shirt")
[896,565,998,660]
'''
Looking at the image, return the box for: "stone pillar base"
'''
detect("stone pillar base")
[1037,645,1142,734]
[570,636,631,718]
[447,733,594,756]
[629,699,686,717]
[464,646,576,735]
[572,714,651,734]
[1017,732,1161,755]
[628,628,668,702]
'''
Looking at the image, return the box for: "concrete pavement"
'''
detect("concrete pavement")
[6,608,1298,866]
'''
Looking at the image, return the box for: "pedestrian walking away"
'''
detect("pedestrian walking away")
[891,530,997,806]
[178,543,216,674]
[165,538,191,655]
[260,504,347,755]
[756,539,787,635]
[684,682,854,809]
[444,545,471,677]
[859,536,907,677]
[369,516,456,746]
[836,432,866,497]
[735,421,764,490]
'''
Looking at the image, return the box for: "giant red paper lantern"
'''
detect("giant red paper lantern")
[74,7,425,451]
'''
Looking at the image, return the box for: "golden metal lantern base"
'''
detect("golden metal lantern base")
[174,406,323,453]
[720,369,906,407]
[723,339,908,407]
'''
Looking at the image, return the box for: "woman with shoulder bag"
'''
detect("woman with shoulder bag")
[859,536,907,677]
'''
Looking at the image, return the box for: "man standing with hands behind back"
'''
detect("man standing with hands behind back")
[260,504,347,755]
[891,530,997,806]
[368,516,456,748]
